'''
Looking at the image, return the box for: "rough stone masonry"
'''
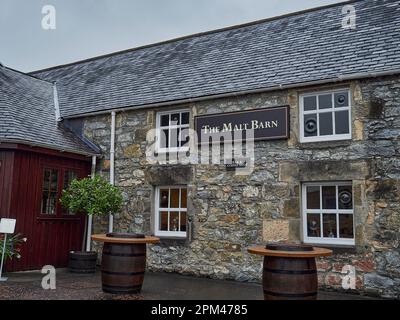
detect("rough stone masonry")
[84,76,400,299]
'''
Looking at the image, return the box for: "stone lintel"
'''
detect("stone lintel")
[279,160,371,182]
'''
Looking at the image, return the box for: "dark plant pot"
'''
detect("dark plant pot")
[69,251,97,274]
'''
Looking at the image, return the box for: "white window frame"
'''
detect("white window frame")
[154,186,187,238]
[299,89,352,143]
[302,182,355,246]
[156,109,190,153]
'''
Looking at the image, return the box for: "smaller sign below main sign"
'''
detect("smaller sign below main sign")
[195,106,290,144]
[225,158,248,170]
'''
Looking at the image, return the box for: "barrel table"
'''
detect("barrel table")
[248,243,332,300]
[92,233,160,294]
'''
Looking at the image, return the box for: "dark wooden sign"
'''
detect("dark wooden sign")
[225,158,249,170]
[195,106,289,143]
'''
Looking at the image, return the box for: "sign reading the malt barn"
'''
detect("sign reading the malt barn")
[195,106,289,143]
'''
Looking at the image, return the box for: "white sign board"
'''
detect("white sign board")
[0,218,16,234]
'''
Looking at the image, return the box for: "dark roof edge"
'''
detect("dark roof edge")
[29,0,357,75]
[62,68,400,119]
[62,119,103,155]
[0,138,101,157]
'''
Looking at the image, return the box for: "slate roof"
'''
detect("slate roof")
[0,66,100,155]
[31,0,400,118]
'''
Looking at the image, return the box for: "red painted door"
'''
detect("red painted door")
[6,150,90,271]
[33,165,86,269]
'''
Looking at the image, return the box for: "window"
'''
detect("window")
[62,170,78,215]
[40,167,80,216]
[41,168,59,215]
[302,182,354,245]
[300,90,351,143]
[156,110,190,152]
[155,186,187,238]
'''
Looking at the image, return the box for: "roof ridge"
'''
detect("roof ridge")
[30,0,358,74]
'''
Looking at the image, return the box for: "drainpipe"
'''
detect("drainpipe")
[86,155,96,252]
[109,111,116,233]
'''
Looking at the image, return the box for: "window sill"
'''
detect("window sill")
[154,231,187,240]
[298,139,352,149]
[37,216,81,221]
[304,242,357,254]
[157,236,187,240]
[155,149,190,155]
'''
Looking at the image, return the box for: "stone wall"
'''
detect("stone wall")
[83,76,400,298]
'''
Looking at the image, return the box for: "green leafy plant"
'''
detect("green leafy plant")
[60,175,123,216]
[0,233,27,261]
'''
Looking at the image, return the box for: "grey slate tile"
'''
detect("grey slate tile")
[29,0,400,118]
[0,67,99,155]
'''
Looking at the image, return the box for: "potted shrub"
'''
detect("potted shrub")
[60,175,123,273]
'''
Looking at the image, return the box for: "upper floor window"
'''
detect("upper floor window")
[302,182,354,246]
[300,90,351,143]
[156,110,190,152]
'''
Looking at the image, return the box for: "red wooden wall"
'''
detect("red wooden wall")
[0,151,14,219]
[0,145,91,271]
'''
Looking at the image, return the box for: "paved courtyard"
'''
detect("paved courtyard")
[0,269,379,300]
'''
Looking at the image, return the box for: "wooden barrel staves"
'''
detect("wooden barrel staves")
[69,251,97,273]
[263,243,318,300]
[101,233,146,294]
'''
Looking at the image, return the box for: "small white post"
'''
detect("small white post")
[0,233,8,281]
[0,219,15,282]
[86,155,97,252]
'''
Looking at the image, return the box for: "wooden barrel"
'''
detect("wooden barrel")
[69,251,97,273]
[263,243,318,300]
[101,233,146,294]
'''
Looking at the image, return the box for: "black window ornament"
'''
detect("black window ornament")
[339,190,352,207]
[337,95,346,105]
[305,118,317,134]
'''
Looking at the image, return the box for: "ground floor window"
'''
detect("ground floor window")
[40,167,80,216]
[41,168,59,215]
[302,182,355,245]
[154,186,187,238]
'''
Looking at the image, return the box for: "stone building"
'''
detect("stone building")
[1,0,400,298]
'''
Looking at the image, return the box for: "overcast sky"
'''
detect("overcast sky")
[1,0,343,72]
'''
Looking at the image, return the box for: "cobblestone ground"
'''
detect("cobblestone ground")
[0,269,379,300]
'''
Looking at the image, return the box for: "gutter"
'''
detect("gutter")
[62,69,400,119]
[109,111,116,233]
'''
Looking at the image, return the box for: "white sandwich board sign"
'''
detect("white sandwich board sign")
[0,218,16,234]
[0,218,17,281]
